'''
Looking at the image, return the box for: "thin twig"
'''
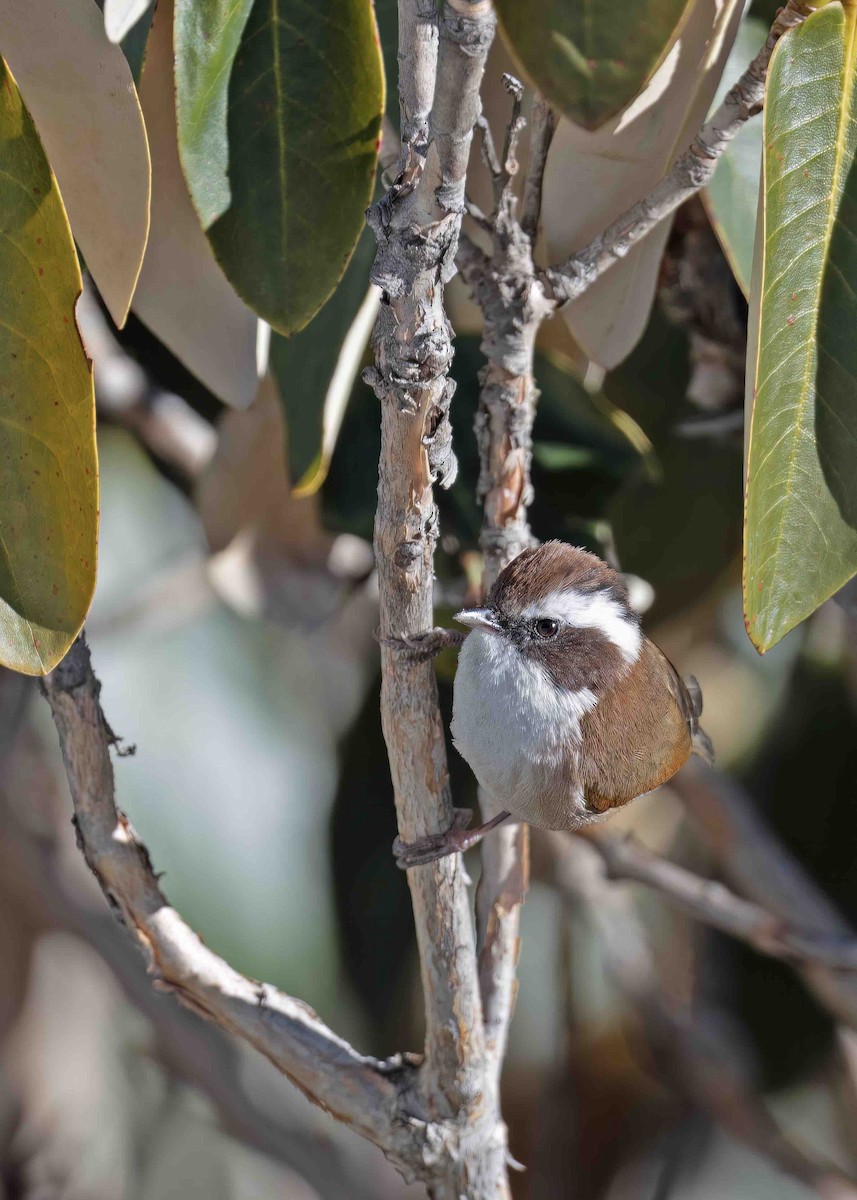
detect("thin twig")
[498,73,525,194]
[544,0,814,305]
[40,636,420,1176]
[475,113,501,181]
[584,827,857,971]
[551,834,857,1200]
[462,79,555,1094]
[520,95,556,242]
[674,764,857,1032]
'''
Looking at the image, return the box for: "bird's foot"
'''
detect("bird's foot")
[393,808,512,869]
[379,627,467,662]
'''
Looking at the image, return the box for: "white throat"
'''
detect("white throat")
[451,628,597,821]
[520,587,642,664]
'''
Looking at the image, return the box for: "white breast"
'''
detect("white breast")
[451,629,596,825]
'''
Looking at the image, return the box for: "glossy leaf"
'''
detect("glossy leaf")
[495,0,692,130]
[0,60,98,674]
[184,0,385,335]
[174,0,255,230]
[134,0,261,409]
[0,0,151,328]
[745,3,857,651]
[704,17,767,296]
[540,0,744,369]
[270,228,377,493]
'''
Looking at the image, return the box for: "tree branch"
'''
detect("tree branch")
[366,2,511,1195]
[0,809,372,1199]
[457,75,559,1096]
[543,0,813,306]
[550,834,857,1200]
[520,94,556,243]
[673,763,857,1032]
[396,0,437,161]
[39,636,421,1176]
[583,826,857,971]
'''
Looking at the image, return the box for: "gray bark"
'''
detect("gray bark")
[366,3,512,1196]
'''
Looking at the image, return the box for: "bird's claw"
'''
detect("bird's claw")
[393,808,474,869]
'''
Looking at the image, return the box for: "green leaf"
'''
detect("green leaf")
[270,226,376,493]
[177,0,384,335]
[495,0,693,130]
[745,2,857,652]
[134,0,260,410]
[0,61,98,674]
[174,0,255,231]
[704,16,767,296]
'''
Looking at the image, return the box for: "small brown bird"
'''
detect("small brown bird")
[395,542,712,867]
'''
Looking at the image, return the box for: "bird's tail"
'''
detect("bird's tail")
[683,674,715,764]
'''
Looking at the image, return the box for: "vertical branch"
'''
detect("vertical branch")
[458,83,556,1087]
[520,95,557,243]
[396,0,438,158]
[366,2,509,1194]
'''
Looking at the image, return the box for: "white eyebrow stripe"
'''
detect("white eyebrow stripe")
[521,588,642,664]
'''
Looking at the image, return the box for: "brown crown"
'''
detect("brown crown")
[488,542,630,616]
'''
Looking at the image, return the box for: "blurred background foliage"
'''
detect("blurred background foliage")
[1,1,857,1198]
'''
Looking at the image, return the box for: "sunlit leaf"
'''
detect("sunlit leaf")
[0,60,97,674]
[134,0,261,409]
[703,16,766,296]
[0,0,151,327]
[103,0,153,43]
[174,0,255,230]
[541,0,744,369]
[745,3,857,651]
[270,228,377,494]
[495,0,692,130]
[180,0,385,336]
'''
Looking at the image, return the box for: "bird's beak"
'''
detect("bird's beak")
[454,607,501,632]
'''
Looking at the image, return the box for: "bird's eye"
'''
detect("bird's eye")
[533,618,559,640]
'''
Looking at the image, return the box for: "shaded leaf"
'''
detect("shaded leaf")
[541,0,744,368]
[103,0,153,43]
[745,3,857,651]
[532,443,599,471]
[495,0,692,130]
[703,16,767,296]
[198,0,384,335]
[0,60,97,674]
[270,227,377,493]
[134,0,261,409]
[605,308,743,623]
[0,0,151,327]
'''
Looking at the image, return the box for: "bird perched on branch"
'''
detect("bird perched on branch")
[394,541,712,868]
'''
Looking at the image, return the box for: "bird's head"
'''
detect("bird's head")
[455,542,642,695]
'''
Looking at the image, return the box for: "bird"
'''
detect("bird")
[394,541,712,868]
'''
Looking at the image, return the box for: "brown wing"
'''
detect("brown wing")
[578,639,696,814]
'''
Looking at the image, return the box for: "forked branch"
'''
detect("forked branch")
[544,0,813,303]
